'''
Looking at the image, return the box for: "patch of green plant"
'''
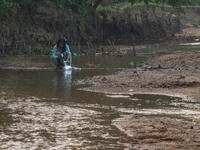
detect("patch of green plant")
[82,49,88,54]
[0,0,19,20]
[182,5,200,8]
[191,22,198,27]
[96,5,117,17]
[170,11,174,14]
[72,48,78,53]
[7,42,12,46]
[99,15,103,19]
[115,2,130,7]
[10,47,21,55]
[48,49,53,55]
[148,2,171,7]
[44,0,51,5]
[34,46,47,55]
[180,12,185,16]
[124,2,144,13]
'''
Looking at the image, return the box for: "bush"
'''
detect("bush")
[191,22,198,27]
[96,5,117,17]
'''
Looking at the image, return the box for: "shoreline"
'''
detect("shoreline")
[74,50,200,149]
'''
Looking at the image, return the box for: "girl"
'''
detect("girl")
[52,38,72,70]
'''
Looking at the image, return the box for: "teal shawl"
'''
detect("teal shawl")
[52,44,72,66]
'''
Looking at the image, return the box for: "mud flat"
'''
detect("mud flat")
[113,115,200,150]
[76,50,200,101]
[75,50,200,149]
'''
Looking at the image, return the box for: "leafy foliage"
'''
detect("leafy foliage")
[112,0,200,7]
[0,0,19,20]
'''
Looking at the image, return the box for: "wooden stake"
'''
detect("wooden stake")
[95,44,96,55]
[87,42,90,54]
[78,41,80,54]
[112,41,115,53]
[29,46,31,56]
[2,37,5,56]
[133,43,137,69]
[16,41,18,56]
[108,39,114,53]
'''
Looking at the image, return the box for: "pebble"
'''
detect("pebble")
[129,89,134,92]
[145,100,150,103]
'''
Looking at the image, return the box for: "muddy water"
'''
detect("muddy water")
[1,45,200,149]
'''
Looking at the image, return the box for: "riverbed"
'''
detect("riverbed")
[1,45,200,149]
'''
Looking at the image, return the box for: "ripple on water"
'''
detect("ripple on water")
[0,96,121,150]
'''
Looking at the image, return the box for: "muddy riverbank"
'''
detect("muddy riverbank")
[75,50,200,149]
[76,50,200,101]
[113,115,200,150]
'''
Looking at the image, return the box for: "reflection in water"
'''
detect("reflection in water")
[1,45,200,149]
[53,70,72,98]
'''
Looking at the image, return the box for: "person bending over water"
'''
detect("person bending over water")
[52,38,72,70]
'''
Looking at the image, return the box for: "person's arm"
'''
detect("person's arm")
[52,45,58,59]
[66,45,72,66]
[66,55,70,62]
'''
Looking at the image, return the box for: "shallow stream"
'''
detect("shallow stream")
[1,45,200,149]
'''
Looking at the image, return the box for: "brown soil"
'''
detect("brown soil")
[75,50,200,149]
[76,51,200,101]
[113,115,200,150]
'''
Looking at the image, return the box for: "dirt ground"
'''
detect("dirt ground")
[113,115,200,150]
[75,50,200,149]
[76,51,200,101]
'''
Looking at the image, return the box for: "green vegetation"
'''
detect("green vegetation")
[1,0,200,20]
[96,5,117,17]
[1,0,200,56]
[148,2,171,7]
[115,2,130,7]
[191,22,198,27]
[124,3,142,13]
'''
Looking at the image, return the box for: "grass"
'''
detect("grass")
[148,2,172,7]
[182,5,200,8]
[115,2,130,7]
[96,5,117,17]
[97,2,200,16]
[191,22,198,27]
[124,2,144,13]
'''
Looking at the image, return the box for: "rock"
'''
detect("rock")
[129,89,134,92]
[145,100,150,103]
[102,77,107,82]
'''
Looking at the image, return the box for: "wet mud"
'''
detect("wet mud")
[1,46,200,149]
[76,51,200,101]
[113,115,200,150]
[75,50,200,149]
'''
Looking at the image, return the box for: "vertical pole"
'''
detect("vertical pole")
[78,41,80,54]
[29,46,31,57]
[2,37,5,56]
[47,40,50,55]
[95,44,96,55]
[133,43,137,69]
[88,44,90,54]
[112,41,114,53]
[16,41,18,56]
